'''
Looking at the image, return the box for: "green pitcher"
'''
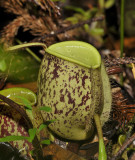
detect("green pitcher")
[37,41,112,141]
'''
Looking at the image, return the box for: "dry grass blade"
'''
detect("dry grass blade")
[0,0,62,45]
[0,0,60,17]
[22,14,48,36]
[0,13,53,45]
[0,0,26,15]
[30,0,61,17]
[46,0,61,17]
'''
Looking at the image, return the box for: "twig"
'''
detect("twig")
[111,133,135,160]
[105,57,135,67]
[33,16,104,42]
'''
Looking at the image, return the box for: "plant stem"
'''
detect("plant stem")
[98,0,105,9]
[120,0,125,85]
[120,0,124,58]
[94,114,107,160]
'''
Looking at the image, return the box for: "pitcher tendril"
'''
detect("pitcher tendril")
[7,42,47,52]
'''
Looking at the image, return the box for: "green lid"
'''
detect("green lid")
[45,41,101,69]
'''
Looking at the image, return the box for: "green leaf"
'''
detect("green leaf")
[66,17,79,24]
[105,0,115,9]
[44,119,57,125]
[65,5,86,15]
[40,106,52,112]
[118,134,126,146]
[0,45,40,83]
[48,119,56,123]
[0,59,7,72]
[0,135,29,142]
[38,120,56,133]
[89,28,104,36]
[28,128,37,142]
[0,129,37,143]
[41,139,51,145]
[15,96,32,110]
[38,124,47,132]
